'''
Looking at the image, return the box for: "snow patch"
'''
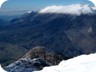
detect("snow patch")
[0,65,6,72]
[92,7,96,10]
[35,53,96,72]
[39,4,95,15]
[28,11,32,13]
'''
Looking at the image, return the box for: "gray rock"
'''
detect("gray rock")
[5,58,49,72]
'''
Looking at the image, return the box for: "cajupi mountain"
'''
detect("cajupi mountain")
[0,4,96,68]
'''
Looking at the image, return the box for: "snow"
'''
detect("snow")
[39,4,95,15]
[0,65,7,72]
[5,58,49,72]
[34,53,96,72]
[92,7,96,10]
[28,11,32,13]
[5,58,38,72]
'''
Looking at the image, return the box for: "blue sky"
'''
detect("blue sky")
[0,0,94,15]
[1,0,94,11]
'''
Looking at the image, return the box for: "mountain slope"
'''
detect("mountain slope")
[5,46,65,72]
[0,42,26,66]
[0,4,96,66]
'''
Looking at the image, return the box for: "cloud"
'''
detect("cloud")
[0,0,7,8]
[39,4,95,15]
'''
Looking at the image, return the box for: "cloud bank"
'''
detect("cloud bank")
[39,4,95,15]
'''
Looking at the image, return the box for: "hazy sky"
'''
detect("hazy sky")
[0,0,94,15]
[1,0,94,11]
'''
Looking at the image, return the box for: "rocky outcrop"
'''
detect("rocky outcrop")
[5,46,65,72]
[5,58,49,72]
[24,46,64,65]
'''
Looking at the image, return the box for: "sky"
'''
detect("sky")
[1,0,94,11]
[0,0,95,15]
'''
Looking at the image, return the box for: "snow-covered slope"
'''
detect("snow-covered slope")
[0,65,6,72]
[92,7,96,10]
[39,4,95,15]
[35,53,96,72]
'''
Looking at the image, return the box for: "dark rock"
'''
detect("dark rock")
[24,46,64,65]
[5,58,49,72]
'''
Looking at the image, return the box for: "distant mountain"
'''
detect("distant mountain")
[0,15,22,21]
[0,18,6,29]
[1,4,96,67]
[0,15,23,27]
[0,10,29,16]
[0,10,29,22]
[0,18,5,25]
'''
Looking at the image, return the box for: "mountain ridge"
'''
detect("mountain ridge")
[0,7,96,66]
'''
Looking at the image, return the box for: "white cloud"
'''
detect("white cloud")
[39,4,95,15]
[34,53,96,72]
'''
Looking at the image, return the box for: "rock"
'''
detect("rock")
[24,46,64,65]
[5,58,49,72]
[5,46,65,72]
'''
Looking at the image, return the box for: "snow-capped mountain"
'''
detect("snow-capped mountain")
[39,4,95,15]
[35,53,96,72]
